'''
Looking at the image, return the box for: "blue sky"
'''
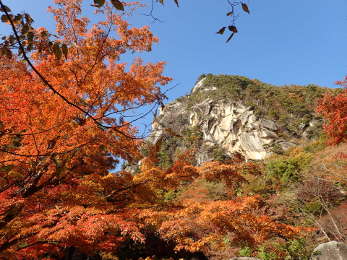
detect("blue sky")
[2,0,347,103]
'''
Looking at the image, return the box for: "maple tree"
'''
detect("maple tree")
[0,0,251,58]
[0,0,171,257]
[0,0,314,259]
[134,149,310,258]
[316,77,347,145]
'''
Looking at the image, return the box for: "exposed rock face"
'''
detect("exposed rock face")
[188,99,285,160]
[148,75,326,164]
[311,241,347,260]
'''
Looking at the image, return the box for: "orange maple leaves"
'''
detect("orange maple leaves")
[316,77,347,145]
[137,159,307,256]
[0,0,171,165]
[0,0,321,258]
[0,0,170,257]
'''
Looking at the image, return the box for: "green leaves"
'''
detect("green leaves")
[110,0,124,11]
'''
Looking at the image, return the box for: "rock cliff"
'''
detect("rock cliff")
[147,74,331,165]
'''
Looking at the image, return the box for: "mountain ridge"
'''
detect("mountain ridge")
[147,74,336,166]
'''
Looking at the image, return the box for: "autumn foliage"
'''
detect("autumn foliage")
[316,78,347,145]
[135,150,309,258]
[0,0,320,259]
[0,0,170,257]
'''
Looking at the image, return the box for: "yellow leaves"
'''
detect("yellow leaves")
[139,185,305,255]
[80,179,104,192]
[7,169,25,180]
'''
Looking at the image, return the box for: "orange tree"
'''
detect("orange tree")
[0,0,171,257]
[316,78,347,145]
[133,149,311,259]
[0,0,311,258]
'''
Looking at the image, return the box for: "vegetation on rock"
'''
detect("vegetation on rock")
[0,0,346,259]
[190,74,337,136]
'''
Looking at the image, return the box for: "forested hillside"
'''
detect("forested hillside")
[0,0,346,259]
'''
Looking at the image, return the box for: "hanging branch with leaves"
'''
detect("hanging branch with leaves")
[216,1,251,42]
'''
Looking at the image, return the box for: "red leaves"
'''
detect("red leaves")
[137,154,307,256]
[316,78,347,145]
[0,0,171,257]
[140,195,304,254]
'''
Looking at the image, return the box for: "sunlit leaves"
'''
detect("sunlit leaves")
[0,0,170,257]
[316,79,347,145]
[140,164,306,255]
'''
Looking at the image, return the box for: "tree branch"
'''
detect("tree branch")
[0,0,140,140]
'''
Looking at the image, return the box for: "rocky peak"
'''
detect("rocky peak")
[147,74,331,165]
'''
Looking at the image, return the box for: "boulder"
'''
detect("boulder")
[260,119,278,131]
[311,241,347,260]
